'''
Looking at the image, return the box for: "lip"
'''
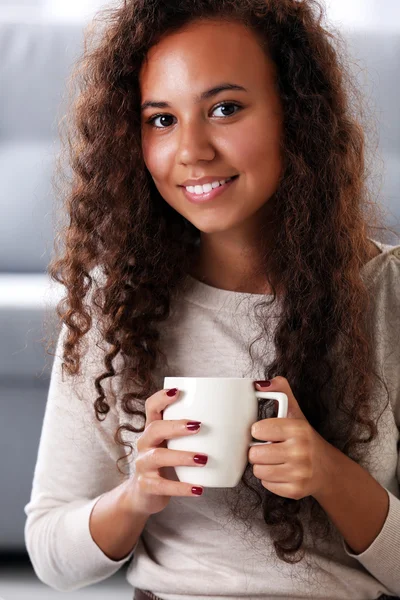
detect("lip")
[182,175,239,204]
[180,175,238,187]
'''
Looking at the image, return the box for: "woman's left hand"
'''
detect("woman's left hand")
[249,377,335,501]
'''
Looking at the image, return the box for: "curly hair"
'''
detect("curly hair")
[47,0,399,565]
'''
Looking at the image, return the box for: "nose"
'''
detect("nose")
[175,118,216,165]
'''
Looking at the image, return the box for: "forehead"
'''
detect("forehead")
[139,19,276,96]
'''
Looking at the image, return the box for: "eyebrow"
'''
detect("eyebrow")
[140,82,248,112]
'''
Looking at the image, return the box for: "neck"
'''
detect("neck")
[190,233,272,295]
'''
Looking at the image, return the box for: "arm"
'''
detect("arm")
[313,441,400,596]
[314,444,390,555]
[24,322,143,592]
[89,478,149,561]
[313,248,400,595]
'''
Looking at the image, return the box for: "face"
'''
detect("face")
[139,19,284,237]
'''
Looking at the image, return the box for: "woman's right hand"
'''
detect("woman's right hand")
[130,388,207,517]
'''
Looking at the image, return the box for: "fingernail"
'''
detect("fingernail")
[192,486,203,496]
[166,388,178,397]
[193,454,208,465]
[255,380,271,388]
[187,421,201,431]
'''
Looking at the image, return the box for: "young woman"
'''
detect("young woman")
[24,0,400,599]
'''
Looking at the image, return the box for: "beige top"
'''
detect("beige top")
[25,239,400,599]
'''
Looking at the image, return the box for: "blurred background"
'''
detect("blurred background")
[0,0,399,598]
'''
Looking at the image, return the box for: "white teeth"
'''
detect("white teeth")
[186,177,233,195]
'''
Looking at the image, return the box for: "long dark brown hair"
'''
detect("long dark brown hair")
[46,0,399,565]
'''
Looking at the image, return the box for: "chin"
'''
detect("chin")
[190,220,235,234]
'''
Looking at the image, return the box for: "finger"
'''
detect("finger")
[145,387,180,426]
[253,463,289,483]
[136,447,208,473]
[248,441,287,465]
[137,418,201,452]
[136,473,204,497]
[251,418,299,443]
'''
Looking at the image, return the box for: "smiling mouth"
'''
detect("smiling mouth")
[181,174,239,204]
[178,175,239,189]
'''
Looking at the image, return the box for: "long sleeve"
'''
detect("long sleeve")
[343,490,400,595]
[342,246,400,595]
[24,320,136,592]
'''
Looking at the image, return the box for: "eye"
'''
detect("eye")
[146,102,243,129]
[146,114,176,129]
[211,102,242,118]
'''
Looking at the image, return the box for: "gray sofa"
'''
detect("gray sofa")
[0,19,399,551]
[0,20,84,551]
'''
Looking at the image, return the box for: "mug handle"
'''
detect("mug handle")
[249,391,289,447]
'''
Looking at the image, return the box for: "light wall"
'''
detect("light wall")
[1,0,399,29]
[51,0,400,30]
[325,0,400,31]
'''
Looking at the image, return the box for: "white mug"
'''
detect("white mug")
[163,377,288,488]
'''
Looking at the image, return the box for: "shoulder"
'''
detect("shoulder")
[362,240,400,386]
[364,240,400,423]
[361,239,400,300]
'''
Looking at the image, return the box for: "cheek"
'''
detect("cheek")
[254,136,283,196]
[141,133,173,183]
[236,114,283,174]
[234,120,283,204]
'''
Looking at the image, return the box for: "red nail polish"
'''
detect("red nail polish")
[192,486,203,496]
[255,380,271,387]
[187,421,201,431]
[166,388,178,397]
[193,454,208,465]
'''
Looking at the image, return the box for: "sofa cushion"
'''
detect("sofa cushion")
[0,273,63,378]
[0,21,84,139]
[0,141,62,272]
[0,20,83,272]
